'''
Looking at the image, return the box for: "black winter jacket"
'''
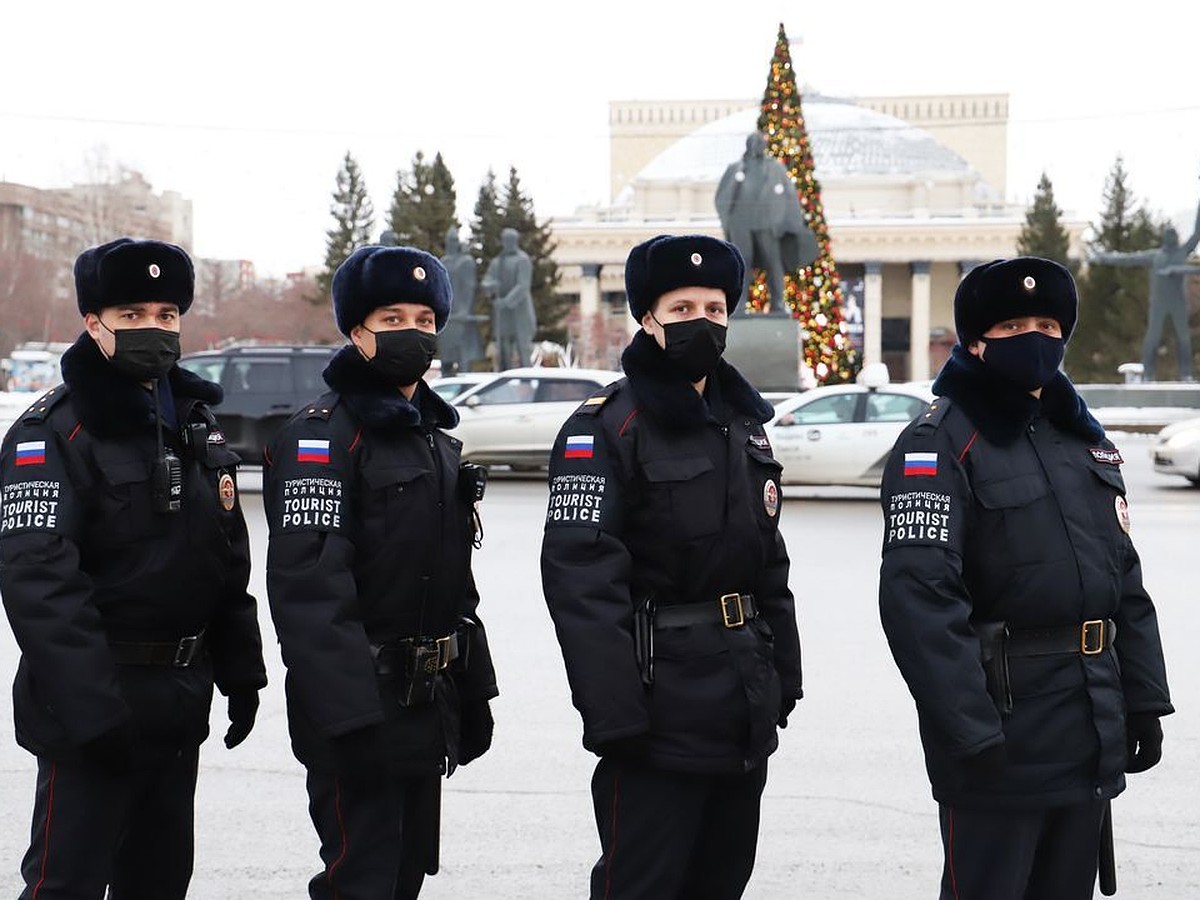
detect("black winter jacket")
[0,334,267,760]
[879,346,1173,809]
[541,332,802,774]
[264,346,498,776]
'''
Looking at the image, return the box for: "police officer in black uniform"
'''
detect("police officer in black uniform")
[541,234,802,899]
[264,245,498,900]
[0,237,267,899]
[879,257,1173,900]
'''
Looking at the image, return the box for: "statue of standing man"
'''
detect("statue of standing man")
[1090,198,1200,381]
[483,227,537,370]
[438,226,483,374]
[715,132,819,315]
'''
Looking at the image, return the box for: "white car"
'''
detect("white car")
[766,378,934,487]
[452,367,623,469]
[1151,417,1200,485]
[428,372,491,402]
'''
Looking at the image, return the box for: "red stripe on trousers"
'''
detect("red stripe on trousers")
[604,771,622,900]
[947,806,960,900]
[326,777,348,900]
[31,762,56,899]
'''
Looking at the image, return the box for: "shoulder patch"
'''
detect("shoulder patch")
[19,385,70,424]
[911,397,951,433]
[573,381,621,417]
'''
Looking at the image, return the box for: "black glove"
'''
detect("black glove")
[596,733,650,761]
[329,725,389,785]
[458,700,494,766]
[223,690,260,749]
[1125,712,1163,773]
[81,720,137,773]
[778,696,797,729]
[960,742,1007,784]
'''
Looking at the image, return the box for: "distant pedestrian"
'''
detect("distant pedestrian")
[879,257,1173,899]
[264,244,499,899]
[0,237,267,899]
[541,234,802,899]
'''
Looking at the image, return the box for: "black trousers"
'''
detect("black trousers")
[589,757,768,900]
[938,800,1105,900]
[306,768,441,900]
[20,746,200,900]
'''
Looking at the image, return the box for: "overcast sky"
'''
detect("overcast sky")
[3,1,1197,276]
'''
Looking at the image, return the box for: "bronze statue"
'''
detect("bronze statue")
[715,132,819,315]
[482,228,537,370]
[1091,199,1200,380]
[438,226,484,374]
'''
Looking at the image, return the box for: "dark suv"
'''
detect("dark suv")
[179,345,338,464]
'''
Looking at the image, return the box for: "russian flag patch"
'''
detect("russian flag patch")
[15,441,46,467]
[297,439,331,464]
[903,451,938,477]
[564,434,595,459]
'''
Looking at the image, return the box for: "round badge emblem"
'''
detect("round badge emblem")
[763,479,779,518]
[413,266,427,281]
[1114,495,1131,533]
[218,473,236,512]
[148,263,161,278]
[1022,275,1036,292]
[690,252,703,266]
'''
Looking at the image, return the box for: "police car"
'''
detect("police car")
[765,364,933,487]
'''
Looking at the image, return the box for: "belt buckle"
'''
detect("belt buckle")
[173,635,199,667]
[1081,620,1105,655]
[413,642,441,676]
[435,634,453,670]
[720,593,745,628]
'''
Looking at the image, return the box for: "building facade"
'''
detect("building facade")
[0,171,194,303]
[552,94,1086,381]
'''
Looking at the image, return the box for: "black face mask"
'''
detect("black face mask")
[101,324,180,381]
[981,331,1065,392]
[655,316,728,382]
[362,327,438,386]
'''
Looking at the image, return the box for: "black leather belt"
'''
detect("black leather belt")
[1007,619,1116,657]
[109,630,207,667]
[655,593,758,629]
[370,632,460,676]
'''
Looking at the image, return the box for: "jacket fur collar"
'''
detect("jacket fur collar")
[323,344,459,432]
[931,343,1104,445]
[620,330,774,431]
[59,331,222,439]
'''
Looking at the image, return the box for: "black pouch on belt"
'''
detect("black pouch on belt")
[975,620,1013,716]
[633,595,655,687]
[399,643,442,708]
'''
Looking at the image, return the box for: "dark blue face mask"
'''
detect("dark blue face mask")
[981,330,1065,391]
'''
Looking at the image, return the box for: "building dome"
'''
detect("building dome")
[626,98,971,193]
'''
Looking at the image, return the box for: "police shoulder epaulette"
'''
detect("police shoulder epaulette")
[20,384,70,424]
[574,381,621,416]
[912,397,952,433]
[300,392,340,422]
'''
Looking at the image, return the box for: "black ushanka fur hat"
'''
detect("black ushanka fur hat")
[954,256,1077,345]
[624,234,745,320]
[74,238,194,315]
[332,245,452,336]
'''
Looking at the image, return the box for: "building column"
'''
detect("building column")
[909,261,932,381]
[864,260,883,368]
[579,264,603,368]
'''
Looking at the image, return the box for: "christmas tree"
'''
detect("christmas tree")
[753,23,858,383]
